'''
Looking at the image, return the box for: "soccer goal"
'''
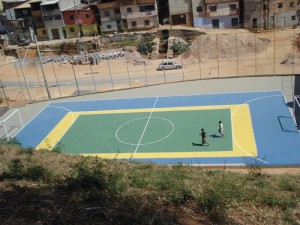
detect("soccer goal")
[0,109,24,140]
[294,95,300,130]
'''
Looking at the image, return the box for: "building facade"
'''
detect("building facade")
[244,0,299,29]
[97,0,121,33]
[41,0,80,40]
[193,0,240,28]
[119,0,158,31]
[62,4,98,38]
[168,0,193,26]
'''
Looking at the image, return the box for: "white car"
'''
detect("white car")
[157,61,182,70]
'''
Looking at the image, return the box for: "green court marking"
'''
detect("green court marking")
[56,109,232,154]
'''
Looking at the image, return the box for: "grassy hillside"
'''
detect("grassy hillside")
[0,139,300,225]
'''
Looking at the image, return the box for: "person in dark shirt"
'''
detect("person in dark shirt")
[200,128,209,146]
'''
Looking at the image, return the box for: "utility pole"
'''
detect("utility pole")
[34,35,51,99]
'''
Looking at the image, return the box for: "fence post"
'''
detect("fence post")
[16,48,32,101]
[236,33,238,77]
[89,64,97,93]
[106,50,114,90]
[125,54,132,88]
[33,60,46,100]
[14,62,27,104]
[255,32,257,76]
[0,79,9,107]
[51,61,62,98]
[71,64,80,95]
[197,34,201,80]
[216,34,219,78]
[35,35,51,99]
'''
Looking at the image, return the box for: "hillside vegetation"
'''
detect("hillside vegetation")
[0,139,300,225]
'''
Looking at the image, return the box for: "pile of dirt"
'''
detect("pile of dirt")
[0,55,17,65]
[190,33,271,60]
[123,46,145,63]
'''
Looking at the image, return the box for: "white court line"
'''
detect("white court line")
[231,94,284,165]
[14,102,51,137]
[132,97,158,159]
[281,90,300,133]
[47,90,282,104]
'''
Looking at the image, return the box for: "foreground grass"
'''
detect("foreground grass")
[0,143,300,225]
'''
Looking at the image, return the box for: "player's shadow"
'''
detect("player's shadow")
[192,143,210,146]
[192,143,202,146]
[210,134,222,138]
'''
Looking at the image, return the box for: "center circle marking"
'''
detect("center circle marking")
[115,117,174,146]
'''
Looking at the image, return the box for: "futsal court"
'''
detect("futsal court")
[15,91,300,166]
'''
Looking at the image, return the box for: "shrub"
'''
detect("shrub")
[66,160,108,190]
[0,137,21,146]
[137,35,155,55]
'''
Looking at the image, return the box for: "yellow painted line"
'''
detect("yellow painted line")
[36,113,80,150]
[232,104,257,156]
[82,150,247,159]
[36,105,257,158]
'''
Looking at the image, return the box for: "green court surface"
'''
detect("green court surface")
[56,109,232,154]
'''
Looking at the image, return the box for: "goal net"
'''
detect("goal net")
[294,95,300,130]
[0,109,24,140]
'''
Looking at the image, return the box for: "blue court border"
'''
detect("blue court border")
[15,91,300,166]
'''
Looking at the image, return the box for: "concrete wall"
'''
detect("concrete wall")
[194,15,239,28]
[169,0,191,14]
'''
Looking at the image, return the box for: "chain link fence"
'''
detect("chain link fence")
[0,29,299,108]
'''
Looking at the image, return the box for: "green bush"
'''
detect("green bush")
[66,160,108,190]
[137,35,155,55]
[172,41,189,54]
[0,137,21,146]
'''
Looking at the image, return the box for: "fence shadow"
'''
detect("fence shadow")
[277,116,299,133]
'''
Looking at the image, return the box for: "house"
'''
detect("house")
[1,0,34,43]
[97,0,121,33]
[192,0,240,29]
[29,0,47,40]
[168,0,193,26]
[62,3,98,38]
[119,0,158,31]
[40,0,80,40]
[243,0,299,30]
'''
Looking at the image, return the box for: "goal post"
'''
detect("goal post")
[0,109,24,140]
[294,95,300,130]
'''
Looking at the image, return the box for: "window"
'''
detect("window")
[263,4,268,10]
[278,2,283,8]
[44,15,53,21]
[230,4,237,11]
[114,8,120,14]
[69,27,75,32]
[289,2,294,7]
[107,24,111,29]
[139,5,155,12]
[196,6,202,12]
[231,18,238,27]
[42,29,46,35]
[292,15,296,20]
[85,13,90,18]
[144,20,150,26]
[209,5,217,12]
[69,15,74,20]
[22,10,28,15]
[131,21,137,27]
[104,11,110,17]
[127,7,132,13]
[53,14,62,20]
